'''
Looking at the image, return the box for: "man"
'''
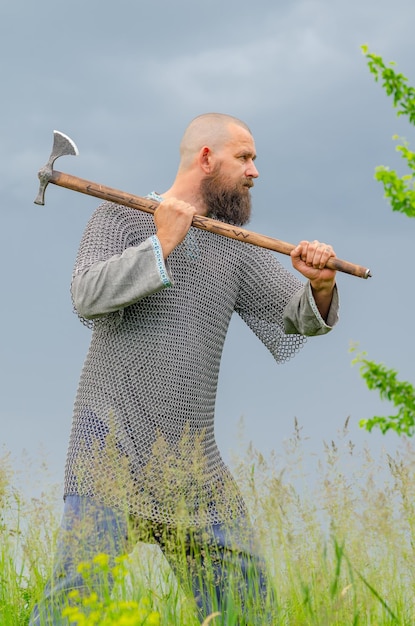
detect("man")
[30,113,338,625]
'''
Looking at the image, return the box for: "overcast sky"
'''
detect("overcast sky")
[1,0,415,499]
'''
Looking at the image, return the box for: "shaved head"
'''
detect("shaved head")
[178,113,252,171]
[164,112,257,225]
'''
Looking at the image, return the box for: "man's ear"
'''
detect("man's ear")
[199,146,214,174]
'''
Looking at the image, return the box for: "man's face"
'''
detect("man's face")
[200,125,259,226]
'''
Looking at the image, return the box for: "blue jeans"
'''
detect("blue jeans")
[29,495,274,625]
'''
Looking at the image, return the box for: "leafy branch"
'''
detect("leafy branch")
[354,47,415,436]
[361,44,415,123]
[361,45,415,217]
[351,348,415,437]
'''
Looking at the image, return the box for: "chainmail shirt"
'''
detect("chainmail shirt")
[65,200,338,526]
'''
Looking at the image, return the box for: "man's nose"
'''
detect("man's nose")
[247,161,259,178]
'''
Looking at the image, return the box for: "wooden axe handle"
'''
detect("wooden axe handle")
[49,170,371,279]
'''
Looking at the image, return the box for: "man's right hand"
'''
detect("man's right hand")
[154,198,198,259]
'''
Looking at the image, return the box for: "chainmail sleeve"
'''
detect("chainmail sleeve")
[235,243,306,363]
[73,202,139,274]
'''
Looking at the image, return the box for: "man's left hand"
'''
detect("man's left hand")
[291,240,337,320]
[291,240,336,285]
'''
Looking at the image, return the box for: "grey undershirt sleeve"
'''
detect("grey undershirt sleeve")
[283,282,339,336]
[71,235,172,319]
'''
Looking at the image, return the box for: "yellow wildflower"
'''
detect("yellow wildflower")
[146,610,161,625]
[93,552,110,568]
[77,561,91,574]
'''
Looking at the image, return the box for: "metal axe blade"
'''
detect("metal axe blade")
[34,130,79,205]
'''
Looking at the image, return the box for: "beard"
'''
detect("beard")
[199,167,253,226]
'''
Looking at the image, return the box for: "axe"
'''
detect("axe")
[35,131,371,279]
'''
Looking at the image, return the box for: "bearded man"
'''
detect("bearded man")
[30,113,338,625]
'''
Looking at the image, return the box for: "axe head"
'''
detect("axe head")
[34,130,79,205]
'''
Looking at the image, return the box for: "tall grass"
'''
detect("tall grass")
[2,421,415,625]
[0,451,61,625]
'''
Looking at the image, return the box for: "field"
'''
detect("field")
[1,421,414,625]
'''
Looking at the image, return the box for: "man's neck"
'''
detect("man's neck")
[161,182,209,216]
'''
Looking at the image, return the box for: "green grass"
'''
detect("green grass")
[2,421,415,625]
